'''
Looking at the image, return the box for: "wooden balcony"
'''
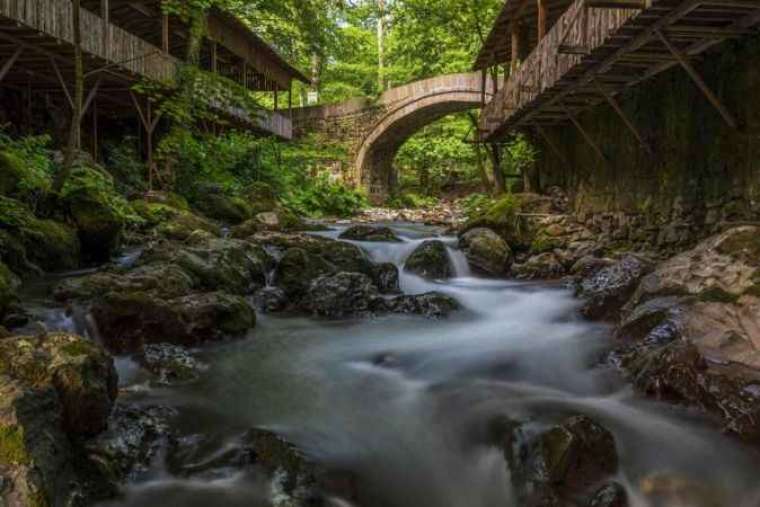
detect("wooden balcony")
[479,0,760,141]
[0,0,294,139]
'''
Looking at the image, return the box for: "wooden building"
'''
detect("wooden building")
[0,0,308,175]
[475,0,760,151]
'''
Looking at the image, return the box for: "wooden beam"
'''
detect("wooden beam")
[537,0,548,39]
[0,47,23,83]
[80,77,102,120]
[49,57,74,109]
[563,106,606,162]
[655,29,738,129]
[535,125,571,167]
[481,68,487,105]
[585,0,648,8]
[593,80,652,154]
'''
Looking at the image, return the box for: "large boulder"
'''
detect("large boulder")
[0,196,80,273]
[55,263,196,302]
[302,272,380,318]
[60,167,130,263]
[192,190,253,225]
[91,291,255,353]
[274,247,335,299]
[404,240,453,279]
[0,333,119,507]
[371,262,400,294]
[0,262,21,326]
[577,255,652,321]
[137,344,207,386]
[140,238,271,295]
[458,227,512,276]
[0,334,118,436]
[339,225,401,242]
[501,415,619,506]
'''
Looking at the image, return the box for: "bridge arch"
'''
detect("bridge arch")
[355,73,495,200]
[291,72,497,202]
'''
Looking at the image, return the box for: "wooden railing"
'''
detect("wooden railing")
[481,0,639,133]
[0,0,177,82]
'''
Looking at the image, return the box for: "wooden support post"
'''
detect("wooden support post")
[510,20,520,75]
[593,80,651,154]
[0,47,23,82]
[92,97,98,161]
[211,41,218,73]
[162,12,169,53]
[129,91,162,190]
[242,61,248,88]
[656,29,738,129]
[274,90,278,111]
[563,106,606,163]
[101,0,110,55]
[288,81,293,118]
[480,68,487,105]
[537,0,547,40]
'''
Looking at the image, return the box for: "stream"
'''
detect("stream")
[18,223,760,506]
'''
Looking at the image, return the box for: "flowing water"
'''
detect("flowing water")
[21,223,760,506]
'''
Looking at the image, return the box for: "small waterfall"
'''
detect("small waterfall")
[446,246,471,278]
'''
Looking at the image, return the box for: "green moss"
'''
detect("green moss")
[530,236,559,254]
[60,340,94,358]
[0,425,29,465]
[698,286,740,304]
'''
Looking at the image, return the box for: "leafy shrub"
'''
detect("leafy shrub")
[285,173,367,218]
[0,131,54,210]
[387,192,439,209]
[102,136,147,195]
[460,193,495,221]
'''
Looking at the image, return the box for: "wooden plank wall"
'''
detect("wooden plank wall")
[0,0,176,81]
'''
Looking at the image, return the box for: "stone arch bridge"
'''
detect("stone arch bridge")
[291,72,497,201]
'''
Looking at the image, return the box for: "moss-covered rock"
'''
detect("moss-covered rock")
[0,150,28,196]
[60,167,135,263]
[462,193,553,251]
[404,240,453,280]
[91,290,255,353]
[0,261,20,324]
[274,248,335,298]
[0,333,118,436]
[244,182,278,215]
[0,196,80,272]
[339,225,401,242]
[458,227,512,276]
[131,199,221,241]
[192,191,253,225]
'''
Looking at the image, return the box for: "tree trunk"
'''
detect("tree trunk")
[54,0,83,192]
[487,143,506,195]
[377,0,386,92]
[310,53,322,104]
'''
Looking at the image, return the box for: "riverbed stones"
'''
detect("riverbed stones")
[274,247,335,298]
[578,254,652,321]
[458,227,512,276]
[137,344,207,386]
[339,225,401,242]
[639,472,723,507]
[385,292,460,318]
[371,262,400,294]
[404,240,453,279]
[512,252,566,280]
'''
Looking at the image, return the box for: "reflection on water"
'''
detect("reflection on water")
[28,224,760,506]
